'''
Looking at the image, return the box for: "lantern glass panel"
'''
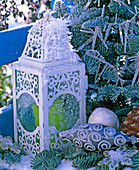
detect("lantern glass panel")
[49,93,79,132]
[17,93,39,132]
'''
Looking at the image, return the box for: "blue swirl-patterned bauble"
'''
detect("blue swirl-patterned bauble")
[59,123,137,151]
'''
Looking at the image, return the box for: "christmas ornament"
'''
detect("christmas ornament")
[88,108,119,130]
[59,123,137,151]
[98,145,138,170]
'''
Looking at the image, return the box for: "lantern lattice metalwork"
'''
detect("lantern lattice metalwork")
[12,13,87,157]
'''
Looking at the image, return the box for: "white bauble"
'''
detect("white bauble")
[88,107,119,130]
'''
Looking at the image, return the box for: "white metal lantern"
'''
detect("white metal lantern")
[12,13,87,157]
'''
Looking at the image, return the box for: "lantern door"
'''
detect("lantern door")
[43,62,87,150]
[12,65,45,156]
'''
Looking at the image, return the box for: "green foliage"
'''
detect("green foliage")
[131,149,139,169]
[52,1,67,18]
[128,36,139,55]
[31,145,138,170]
[0,148,4,159]
[72,151,104,169]
[31,146,104,170]
[3,150,21,164]
[115,107,132,116]
[95,164,109,170]
[62,145,86,160]
[87,84,139,116]
[0,66,12,107]
[89,84,139,103]
[31,146,83,170]
[55,0,139,120]
[31,149,62,170]
[108,1,134,19]
[0,136,22,165]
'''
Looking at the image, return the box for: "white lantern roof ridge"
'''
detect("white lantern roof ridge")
[19,13,79,67]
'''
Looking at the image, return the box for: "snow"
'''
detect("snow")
[7,15,27,30]
[7,0,29,29]
[56,159,77,170]
[2,23,33,32]
[0,155,133,170]
[0,155,32,170]
[0,156,77,170]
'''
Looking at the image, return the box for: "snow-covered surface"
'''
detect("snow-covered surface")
[1,23,33,32]
[0,155,32,170]
[0,155,133,170]
[56,159,77,170]
[0,155,78,170]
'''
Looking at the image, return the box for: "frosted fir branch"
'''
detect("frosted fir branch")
[118,7,138,52]
[79,26,108,51]
[79,7,138,53]
[101,5,105,17]
[98,0,100,7]
[103,22,108,32]
[114,0,121,6]
[95,62,101,83]
[88,83,100,89]
[98,27,108,49]
[134,6,138,14]
[137,79,139,85]
[119,24,125,45]
[130,11,138,22]
[132,69,139,86]
[124,21,129,53]
[127,0,130,4]
[84,0,92,11]
[104,23,112,41]
[95,64,108,83]
[78,27,98,51]
[129,52,139,85]
[89,84,124,102]
[80,29,92,34]
[118,0,135,15]
[78,36,93,50]
[91,93,97,99]
[115,13,117,23]
[84,50,125,85]
[116,0,131,5]
[92,26,100,49]
[89,84,139,104]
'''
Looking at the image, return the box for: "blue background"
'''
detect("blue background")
[0,25,32,66]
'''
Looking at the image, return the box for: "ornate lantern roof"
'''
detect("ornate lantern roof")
[19,12,78,67]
